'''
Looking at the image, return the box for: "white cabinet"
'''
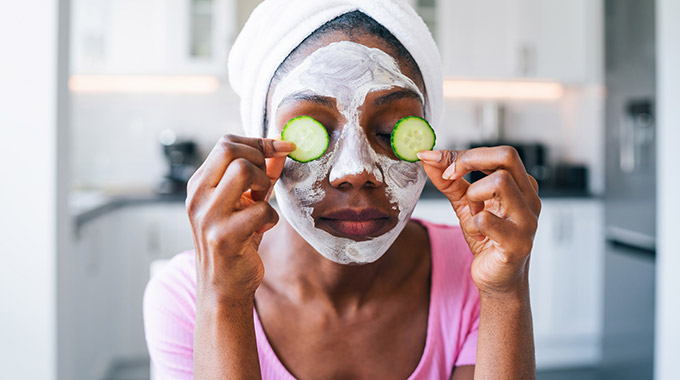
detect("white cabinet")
[72,209,127,380]
[142,204,194,258]
[71,0,237,76]
[436,0,602,83]
[518,0,603,83]
[115,204,194,359]
[530,198,604,368]
[437,0,521,80]
[412,198,459,225]
[71,202,193,378]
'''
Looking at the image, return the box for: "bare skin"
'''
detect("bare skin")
[189,31,539,380]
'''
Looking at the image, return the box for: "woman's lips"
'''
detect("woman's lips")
[323,219,389,237]
[318,208,391,238]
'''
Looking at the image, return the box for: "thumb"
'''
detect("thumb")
[265,156,287,181]
[265,135,292,181]
[261,135,291,202]
[417,150,469,202]
[261,156,286,202]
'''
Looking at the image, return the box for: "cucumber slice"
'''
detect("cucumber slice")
[281,116,329,163]
[390,116,436,162]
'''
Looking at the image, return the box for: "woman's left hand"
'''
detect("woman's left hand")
[418,146,541,297]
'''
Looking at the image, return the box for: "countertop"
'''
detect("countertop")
[420,181,595,200]
[70,190,186,230]
[71,184,595,229]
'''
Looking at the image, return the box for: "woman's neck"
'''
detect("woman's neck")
[258,217,429,315]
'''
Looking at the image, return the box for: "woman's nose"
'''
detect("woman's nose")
[329,166,383,189]
[328,125,384,189]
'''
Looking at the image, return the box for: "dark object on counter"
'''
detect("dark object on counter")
[157,140,200,195]
[467,142,549,186]
[551,164,588,191]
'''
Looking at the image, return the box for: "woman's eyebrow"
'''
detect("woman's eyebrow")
[373,89,423,107]
[278,91,337,110]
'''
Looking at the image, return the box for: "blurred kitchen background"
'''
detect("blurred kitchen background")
[1,0,679,379]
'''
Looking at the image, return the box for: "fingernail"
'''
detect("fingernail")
[274,140,296,152]
[417,150,442,162]
[442,162,456,180]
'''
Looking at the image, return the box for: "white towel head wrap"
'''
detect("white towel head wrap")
[228,0,443,138]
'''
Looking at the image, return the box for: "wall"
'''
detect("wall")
[71,86,242,191]
[237,0,261,29]
[439,86,604,194]
[71,0,605,195]
[72,85,604,194]
[655,0,680,378]
[0,0,70,379]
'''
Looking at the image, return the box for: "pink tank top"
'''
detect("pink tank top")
[144,219,480,379]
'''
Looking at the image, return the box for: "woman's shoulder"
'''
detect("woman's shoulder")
[148,251,197,289]
[143,251,197,379]
[144,251,198,321]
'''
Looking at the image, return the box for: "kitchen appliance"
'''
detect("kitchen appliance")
[602,0,656,379]
[467,142,549,187]
[156,131,200,195]
[551,163,588,193]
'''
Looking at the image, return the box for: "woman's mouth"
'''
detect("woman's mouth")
[318,208,391,238]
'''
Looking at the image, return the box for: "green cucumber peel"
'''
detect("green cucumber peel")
[281,116,330,163]
[390,116,436,162]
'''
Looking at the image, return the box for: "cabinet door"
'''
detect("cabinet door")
[437,0,521,79]
[114,207,153,358]
[412,199,460,226]
[437,0,601,83]
[531,199,604,368]
[519,0,602,83]
[550,201,604,340]
[72,211,125,380]
[529,200,558,338]
[70,204,194,376]
[157,204,194,258]
[114,204,193,358]
[114,204,194,359]
[72,0,236,76]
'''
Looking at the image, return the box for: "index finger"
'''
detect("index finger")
[227,136,297,202]
[420,146,535,196]
[226,134,296,158]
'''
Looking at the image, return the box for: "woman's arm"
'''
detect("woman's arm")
[452,365,475,379]
[420,146,540,380]
[194,299,261,379]
[452,287,535,380]
[449,288,534,380]
[476,277,535,379]
[187,135,296,379]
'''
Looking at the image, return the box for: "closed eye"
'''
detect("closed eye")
[377,132,392,141]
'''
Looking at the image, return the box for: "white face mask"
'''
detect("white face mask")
[268,41,427,265]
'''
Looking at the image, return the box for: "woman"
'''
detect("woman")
[144,1,540,379]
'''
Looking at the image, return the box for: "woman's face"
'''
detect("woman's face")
[266,35,428,265]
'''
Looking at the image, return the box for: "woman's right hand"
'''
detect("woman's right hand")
[186,134,296,306]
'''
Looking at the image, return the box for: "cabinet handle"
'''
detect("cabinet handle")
[553,208,572,244]
[564,209,573,241]
[522,45,529,76]
[553,209,563,244]
[517,43,536,77]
